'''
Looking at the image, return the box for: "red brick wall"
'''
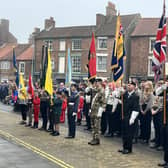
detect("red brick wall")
[130,37,149,77]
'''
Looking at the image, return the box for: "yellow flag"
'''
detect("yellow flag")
[19,74,27,100]
[19,74,25,90]
[114,13,120,56]
[45,49,53,95]
[117,33,124,60]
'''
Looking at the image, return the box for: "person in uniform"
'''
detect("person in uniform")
[118,81,139,154]
[156,82,168,167]
[65,83,79,139]
[88,78,106,145]
[39,90,50,130]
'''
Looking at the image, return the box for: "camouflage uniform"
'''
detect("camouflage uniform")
[90,87,106,142]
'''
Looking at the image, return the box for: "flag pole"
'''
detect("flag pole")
[163,0,166,125]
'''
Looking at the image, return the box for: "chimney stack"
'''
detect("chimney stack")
[106,2,117,16]
[45,17,55,30]
[29,27,40,44]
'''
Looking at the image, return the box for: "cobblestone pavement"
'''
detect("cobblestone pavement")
[0,103,163,168]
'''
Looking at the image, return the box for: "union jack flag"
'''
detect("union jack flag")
[152,1,166,81]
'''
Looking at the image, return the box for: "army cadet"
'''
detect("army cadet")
[118,81,139,154]
[65,83,79,139]
[88,78,106,145]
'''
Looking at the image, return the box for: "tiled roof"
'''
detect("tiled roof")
[0,44,15,58]
[131,18,168,37]
[17,45,33,61]
[95,14,140,36]
[36,25,96,39]
[0,43,30,61]
[35,14,140,39]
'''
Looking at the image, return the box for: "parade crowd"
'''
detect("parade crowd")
[1,78,168,167]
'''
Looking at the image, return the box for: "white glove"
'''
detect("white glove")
[162,84,167,90]
[129,111,139,125]
[89,109,91,113]
[72,112,77,116]
[97,107,104,117]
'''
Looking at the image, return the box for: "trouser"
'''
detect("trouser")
[84,103,91,129]
[27,105,32,125]
[20,104,27,121]
[122,118,136,152]
[34,108,39,123]
[139,110,152,141]
[115,104,122,135]
[40,102,48,129]
[153,112,162,146]
[91,116,101,140]
[101,112,107,134]
[162,125,168,163]
[106,104,113,134]
[67,113,76,137]
[48,108,53,130]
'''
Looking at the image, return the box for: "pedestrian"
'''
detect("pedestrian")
[25,93,33,127]
[18,89,28,125]
[118,81,139,154]
[39,90,50,130]
[156,82,168,167]
[65,83,79,139]
[88,78,106,145]
[51,91,63,136]
[77,91,84,126]
[60,91,68,123]
[32,91,40,129]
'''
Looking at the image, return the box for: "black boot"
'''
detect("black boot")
[90,139,100,145]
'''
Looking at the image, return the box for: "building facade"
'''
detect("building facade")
[130,18,168,81]
[34,2,141,83]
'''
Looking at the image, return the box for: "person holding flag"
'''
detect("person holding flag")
[153,1,168,167]
[18,74,28,125]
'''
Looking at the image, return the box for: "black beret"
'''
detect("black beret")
[96,78,103,82]
[128,81,136,86]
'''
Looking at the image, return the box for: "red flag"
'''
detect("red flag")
[28,73,34,97]
[88,32,96,81]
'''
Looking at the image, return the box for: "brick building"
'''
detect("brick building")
[130,18,168,80]
[0,44,32,82]
[34,2,141,83]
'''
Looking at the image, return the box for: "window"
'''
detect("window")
[71,54,81,73]
[45,40,53,51]
[58,56,65,73]
[96,53,107,72]
[51,59,55,70]
[149,38,155,54]
[97,37,107,50]
[19,62,25,74]
[0,61,10,70]
[72,39,81,50]
[59,40,66,51]
[148,57,154,76]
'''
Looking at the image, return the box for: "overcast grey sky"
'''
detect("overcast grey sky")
[0,0,166,43]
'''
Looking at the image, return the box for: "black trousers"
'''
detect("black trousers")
[68,113,76,137]
[48,108,53,130]
[122,117,136,152]
[40,102,48,129]
[101,112,107,134]
[139,109,152,141]
[84,103,91,129]
[106,104,113,134]
[20,104,27,121]
[153,112,162,146]
[161,125,168,163]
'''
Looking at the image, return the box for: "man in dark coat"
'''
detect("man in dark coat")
[118,81,139,154]
[65,83,79,139]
